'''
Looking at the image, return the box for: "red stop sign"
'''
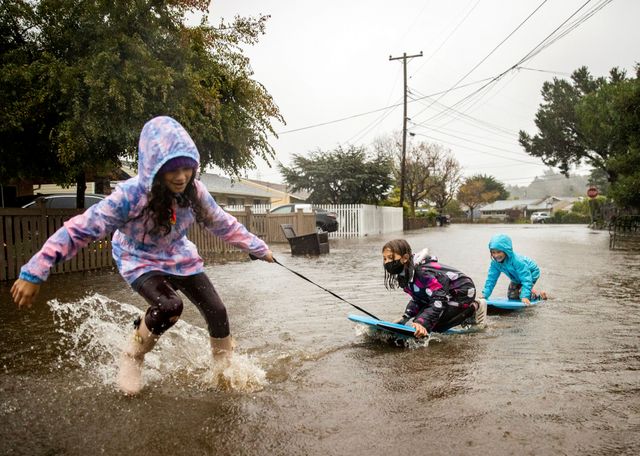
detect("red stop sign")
[587,187,598,198]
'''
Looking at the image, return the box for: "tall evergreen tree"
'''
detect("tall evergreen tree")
[280,145,393,204]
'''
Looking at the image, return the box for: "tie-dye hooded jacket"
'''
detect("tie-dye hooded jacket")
[481,233,540,299]
[19,116,269,285]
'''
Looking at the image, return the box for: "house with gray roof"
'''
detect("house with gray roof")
[198,173,274,206]
[480,196,582,220]
[240,178,309,205]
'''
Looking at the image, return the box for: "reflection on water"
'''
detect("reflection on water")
[1,224,639,455]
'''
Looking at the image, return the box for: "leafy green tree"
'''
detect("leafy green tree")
[443,199,465,218]
[578,71,640,209]
[519,66,608,176]
[456,175,501,221]
[0,0,282,205]
[588,168,610,196]
[519,65,640,209]
[279,145,393,204]
[472,174,509,200]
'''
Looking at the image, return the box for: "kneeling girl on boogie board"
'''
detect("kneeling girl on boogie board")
[382,239,486,338]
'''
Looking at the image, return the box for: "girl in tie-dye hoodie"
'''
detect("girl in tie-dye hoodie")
[11,116,274,395]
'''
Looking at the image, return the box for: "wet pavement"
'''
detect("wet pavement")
[1,224,639,455]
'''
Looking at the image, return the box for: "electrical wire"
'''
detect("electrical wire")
[408,87,518,139]
[411,0,550,122]
[411,0,482,77]
[414,0,612,127]
[277,76,495,135]
[410,131,540,165]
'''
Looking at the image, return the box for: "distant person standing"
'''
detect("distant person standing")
[480,233,547,305]
[11,116,274,395]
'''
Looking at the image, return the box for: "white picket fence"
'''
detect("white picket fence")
[224,204,402,238]
[223,203,403,238]
[316,204,403,238]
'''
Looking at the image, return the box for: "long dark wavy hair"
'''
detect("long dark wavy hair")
[382,239,413,290]
[141,172,209,238]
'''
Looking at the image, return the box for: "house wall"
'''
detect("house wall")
[480,211,507,220]
[212,194,270,206]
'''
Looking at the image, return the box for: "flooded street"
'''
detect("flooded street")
[1,224,639,455]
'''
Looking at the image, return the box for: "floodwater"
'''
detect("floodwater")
[1,224,638,455]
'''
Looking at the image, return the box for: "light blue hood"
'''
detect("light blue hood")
[488,233,514,259]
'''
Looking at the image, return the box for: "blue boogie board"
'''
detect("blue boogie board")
[486,297,542,310]
[347,314,475,339]
[348,314,416,338]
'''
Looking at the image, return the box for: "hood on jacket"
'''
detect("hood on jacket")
[488,234,514,259]
[413,247,430,265]
[137,116,200,191]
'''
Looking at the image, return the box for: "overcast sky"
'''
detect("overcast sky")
[206,0,639,188]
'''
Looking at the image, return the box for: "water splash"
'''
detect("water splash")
[203,354,267,392]
[352,323,435,348]
[47,293,267,393]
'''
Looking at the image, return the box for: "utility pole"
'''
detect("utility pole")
[389,51,422,210]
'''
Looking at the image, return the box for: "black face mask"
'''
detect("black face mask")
[384,259,405,275]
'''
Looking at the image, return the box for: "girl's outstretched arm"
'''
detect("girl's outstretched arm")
[196,181,270,258]
[17,187,130,301]
[481,262,500,298]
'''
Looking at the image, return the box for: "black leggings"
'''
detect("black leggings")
[134,273,229,338]
[431,280,477,332]
[507,279,539,300]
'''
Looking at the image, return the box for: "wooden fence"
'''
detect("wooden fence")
[609,215,640,250]
[0,206,315,282]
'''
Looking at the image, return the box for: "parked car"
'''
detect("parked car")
[435,213,451,226]
[22,193,106,209]
[530,212,551,224]
[269,203,339,233]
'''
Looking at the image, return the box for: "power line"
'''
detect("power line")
[409,122,531,159]
[410,131,540,165]
[277,104,403,135]
[411,0,550,123]
[276,76,495,135]
[414,0,612,127]
[411,0,482,77]
[408,87,518,139]
[424,70,523,133]
[516,66,572,76]
[344,96,403,145]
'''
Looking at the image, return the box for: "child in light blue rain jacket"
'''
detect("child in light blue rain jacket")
[480,234,547,305]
